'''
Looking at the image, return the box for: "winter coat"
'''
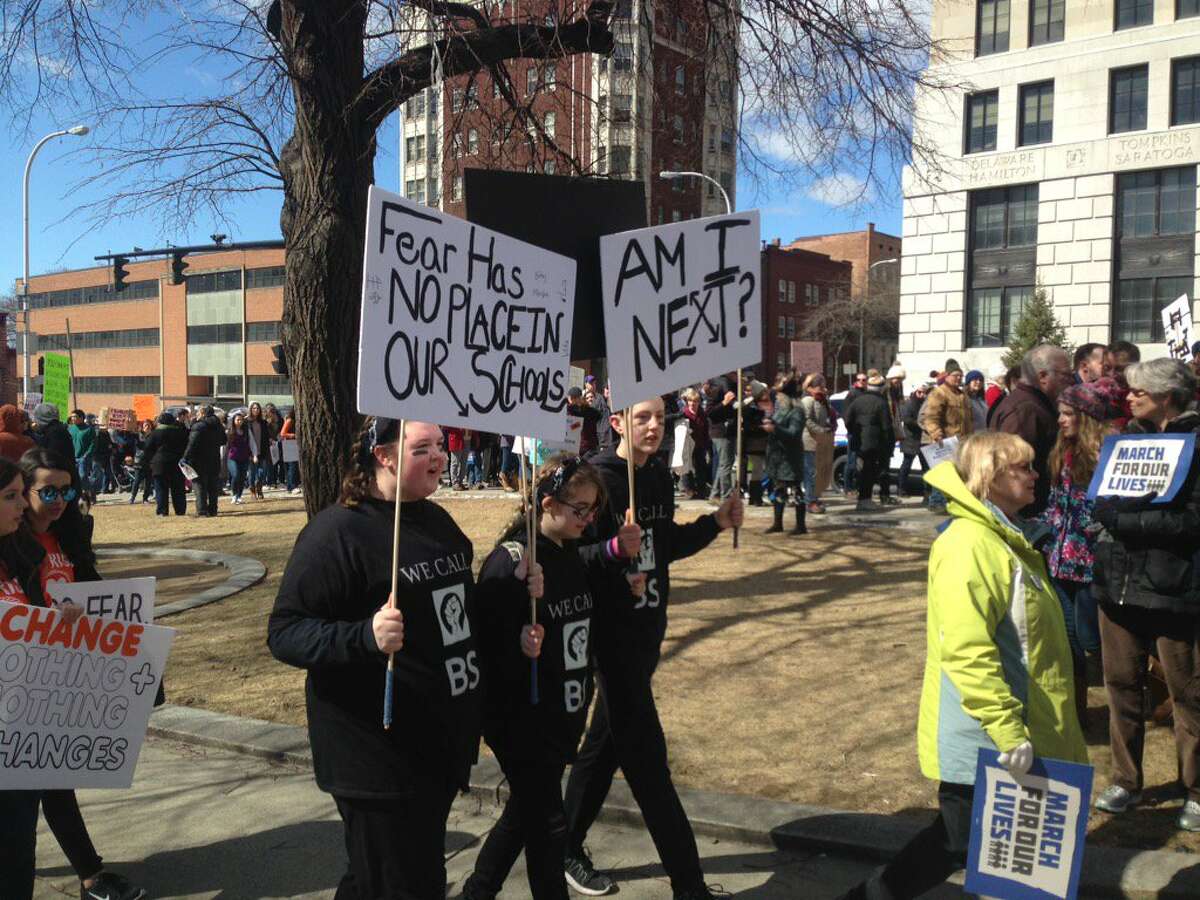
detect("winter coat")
[34,420,76,465]
[969,393,989,434]
[991,383,1059,515]
[917,462,1088,785]
[183,415,228,475]
[741,404,769,458]
[227,428,251,464]
[900,395,925,457]
[245,417,273,462]
[798,395,831,452]
[683,405,711,451]
[1091,411,1200,616]
[844,388,895,455]
[1036,456,1098,584]
[446,427,466,453]
[764,395,805,484]
[142,420,189,477]
[0,405,34,463]
[923,383,973,444]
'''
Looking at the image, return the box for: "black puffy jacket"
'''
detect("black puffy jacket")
[1092,411,1200,616]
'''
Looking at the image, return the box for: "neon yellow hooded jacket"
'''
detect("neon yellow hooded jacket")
[918,462,1088,785]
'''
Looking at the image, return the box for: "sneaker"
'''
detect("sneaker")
[674,885,732,900]
[82,872,146,900]
[1179,799,1200,831]
[1095,784,1141,813]
[564,851,615,896]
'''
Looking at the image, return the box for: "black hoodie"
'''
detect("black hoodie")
[267,497,482,798]
[579,448,722,671]
[476,532,610,763]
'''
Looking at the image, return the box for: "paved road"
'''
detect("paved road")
[32,737,955,899]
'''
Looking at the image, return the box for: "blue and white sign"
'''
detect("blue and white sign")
[1087,433,1196,504]
[966,749,1093,900]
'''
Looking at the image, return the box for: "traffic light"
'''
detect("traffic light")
[170,252,189,285]
[271,342,289,377]
[112,256,130,291]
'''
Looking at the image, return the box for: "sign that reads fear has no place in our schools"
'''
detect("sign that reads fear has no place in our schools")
[358,186,578,442]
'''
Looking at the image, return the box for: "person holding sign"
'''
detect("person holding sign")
[269,418,527,898]
[921,364,973,515]
[464,455,627,900]
[838,433,1086,900]
[1089,359,1200,830]
[562,397,743,900]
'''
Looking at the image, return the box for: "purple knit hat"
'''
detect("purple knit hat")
[1060,377,1124,421]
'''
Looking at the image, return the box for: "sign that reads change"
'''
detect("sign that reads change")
[0,600,174,789]
[600,212,762,409]
[358,186,578,440]
[966,749,1093,900]
[1087,433,1196,503]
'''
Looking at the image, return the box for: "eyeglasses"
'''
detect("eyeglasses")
[36,486,78,503]
[562,500,599,521]
[1128,388,1150,398]
[1007,463,1035,476]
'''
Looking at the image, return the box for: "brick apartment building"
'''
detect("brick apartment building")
[17,246,290,416]
[400,0,739,223]
[760,241,853,380]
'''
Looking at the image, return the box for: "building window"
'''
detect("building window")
[612,94,632,123]
[545,66,556,91]
[1181,0,1200,18]
[246,321,281,343]
[672,115,684,144]
[245,266,284,289]
[1115,0,1153,29]
[786,282,796,304]
[73,376,161,395]
[612,41,632,71]
[544,112,556,139]
[965,90,999,153]
[1172,56,1200,126]
[787,317,796,339]
[719,171,734,196]
[609,145,631,174]
[465,84,478,109]
[777,278,787,301]
[967,184,1039,347]
[527,66,539,95]
[1118,167,1196,238]
[675,66,685,95]
[805,284,818,305]
[216,375,244,396]
[39,328,160,351]
[545,159,557,175]
[187,323,244,344]
[969,286,1033,348]
[720,128,734,154]
[1109,65,1148,134]
[28,279,159,309]
[1018,81,1054,145]
[1029,0,1064,45]
[972,184,1038,249]
[976,0,1010,56]
[467,128,479,154]
[451,176,463,202]
[248,375,292,395]
[452,88,464,113]
[185,270,242,294]
[1115,277,1193,342]
[451,135,463,159]
[777,316,785,338]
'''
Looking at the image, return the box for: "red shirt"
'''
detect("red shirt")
[0,561,31,605]
[34,530,75,596]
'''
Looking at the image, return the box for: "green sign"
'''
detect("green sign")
[42,353,71,414]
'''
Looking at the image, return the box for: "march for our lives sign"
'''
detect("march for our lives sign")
[966,749,1093,900]
[1087,433,1196,503]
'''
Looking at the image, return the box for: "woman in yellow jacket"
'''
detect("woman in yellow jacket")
[839,432,1087,900]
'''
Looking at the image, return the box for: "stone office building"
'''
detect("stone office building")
[899,0,1200,376]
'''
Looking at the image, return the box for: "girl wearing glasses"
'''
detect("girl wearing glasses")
[464,455,631,900]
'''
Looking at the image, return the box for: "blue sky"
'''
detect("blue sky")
[0,13,902,291]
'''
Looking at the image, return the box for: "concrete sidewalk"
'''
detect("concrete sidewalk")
[34,737,907,900]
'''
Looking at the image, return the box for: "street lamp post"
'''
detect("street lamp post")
[658,169,731,215]
[21,125,90,401]
[861,257,899,372]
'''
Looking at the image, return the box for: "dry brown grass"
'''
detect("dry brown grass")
[88,494,1198,853]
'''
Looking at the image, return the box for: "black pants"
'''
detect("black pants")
[42,789,104,880]
[563,662,703,894]
[897,452,928,496]
[0,790,41,900]
[154,470,187,516]
[467,752,569,900]
[858,449,891,501]
[332,782,458,900]
[128,469,153,503]
[841,782,974,899]
[192,470,220,516]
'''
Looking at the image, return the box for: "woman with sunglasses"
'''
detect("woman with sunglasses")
[13,447,147,900]
[464,455,623,900]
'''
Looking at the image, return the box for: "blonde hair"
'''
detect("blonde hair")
[1048,409,1109,486]
[681,388,700,403]
[954,432,1034,501]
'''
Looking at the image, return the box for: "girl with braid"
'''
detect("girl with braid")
[463,455,640,900]
[268,417,543,899]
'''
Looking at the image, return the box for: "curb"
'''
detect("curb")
[146,705,1200,898]
[97,547,266,617]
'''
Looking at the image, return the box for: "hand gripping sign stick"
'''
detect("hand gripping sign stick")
[734,368,743,549]
[383,420,407,731]
[518,440,540,705]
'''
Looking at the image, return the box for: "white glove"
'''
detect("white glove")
[998,740,1034,777]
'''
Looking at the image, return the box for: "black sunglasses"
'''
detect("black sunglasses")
[37,486,78,503]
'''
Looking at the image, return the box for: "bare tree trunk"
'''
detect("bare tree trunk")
[278,1,375,516]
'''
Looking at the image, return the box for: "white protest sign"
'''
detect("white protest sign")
[1087,433,1196,503]
[600,211,762,409]
[22,392,42,414]
[1161,294,1194,362]
[270,441,283,465]
[569,366,586,392]
[47,577,156,624]
[358,186,578,440]
[966,750,1092,899]
[561,417,583,455]
[0,600,174,789]
[282,439,300,463]
[920,435,960,469]
[671,421,690,471]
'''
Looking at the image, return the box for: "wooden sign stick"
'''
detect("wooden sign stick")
[529,440,540,705]
[734,368,743,549]
[383,419,407,731]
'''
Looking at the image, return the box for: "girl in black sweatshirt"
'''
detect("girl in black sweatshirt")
[463,454,636,900]
[268,417,541,899]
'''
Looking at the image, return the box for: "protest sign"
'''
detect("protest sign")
[1087,433,1196,503]
[104,408,134,431]
[1162,294,1194,362]
[920,435,960,468]
[42,353,71,413]
[282,438,300,463]
[358,186,578,441]
[46,577,156,624]
[671,421,691,472]
[966,748,1092,900]
[569,366,586,392]
[132,395,157,423]
[599,211,762,409]
[0,600,174,789]
[790,341,823,375]
[22,392,42,414]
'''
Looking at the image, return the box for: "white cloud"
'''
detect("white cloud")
[805,173,872,207]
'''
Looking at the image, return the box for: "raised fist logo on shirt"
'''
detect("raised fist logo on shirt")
[563,619,589,671]
[432,584,471,646]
